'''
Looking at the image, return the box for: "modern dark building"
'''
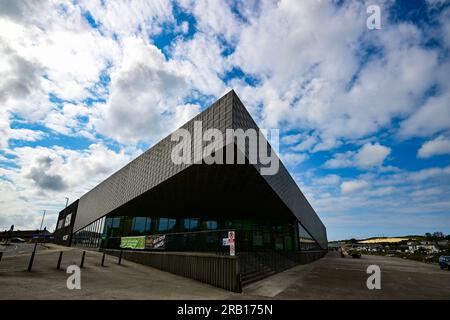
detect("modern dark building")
[53,90,327,290]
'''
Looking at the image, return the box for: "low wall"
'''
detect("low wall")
[103,249,327,292]
[290,250,328,264]
[104,250,241,292]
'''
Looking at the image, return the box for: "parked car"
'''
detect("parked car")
[438,255,450,270]
[9,237,25,243]
[349,250,361,258]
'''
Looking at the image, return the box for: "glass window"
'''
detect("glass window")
[111,217,121,237]
[158,218,168,232]
[104,217,113,237]
[204,220,218,230]
[121,216,133,236]
[132,217,148,235]
[112,217,120,228]
[158,218,176,232]
[298,223,320,251]
[167,218,176,232]
[144,218,151,233]
[184,218,200,231]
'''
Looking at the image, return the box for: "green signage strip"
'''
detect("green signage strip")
[120,236,146,249]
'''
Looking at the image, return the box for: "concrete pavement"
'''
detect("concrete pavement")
[0,245,237,299]
[1,246,449,299]
[0,243,47,257]
[243,252,450,299]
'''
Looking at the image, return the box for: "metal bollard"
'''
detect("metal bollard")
[56,251,63,270]
[80,251,86,269]
[101,250,106,267]
[28,242,38,272]
[27,251,35,272]
[118,250,123,265]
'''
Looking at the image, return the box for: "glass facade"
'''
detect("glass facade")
[103,216,298,252]
[298,222,321,251]
[72,217,106,248]
[72,215,320,253]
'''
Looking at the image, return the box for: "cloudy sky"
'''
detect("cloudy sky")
[0,0,449,240]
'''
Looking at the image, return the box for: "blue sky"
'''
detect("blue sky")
[0,0,449,241]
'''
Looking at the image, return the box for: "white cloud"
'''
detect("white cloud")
[79,0,174,38]
[398,14,450,138]
[229,0,444,152]
[8,128,46,142]
[0,42,50,121]
[92,37,199,143]
[341,179,370,194]
[177,0,242,43]
[0,179,43,231]
[354,143,391,168]
[2,0,446,150]
[0,143,134,230]
[9,144,131,191]
[408,165,450,182]
[297,160,450,239]
[290,135,318,152]
[426,0,449,8]
[0,109,46,149]
[400,89,450,138]
[170,32,230,97]
[313,174,341,186]
[0,0,123,149]
[180,21,189,34]
[324,142,391,169]
[280,152,309,166]
[281,133,302,145]
[418,136,450,158]
[323,151,355,169]
[0,1,121,102]
[0,0,450,239]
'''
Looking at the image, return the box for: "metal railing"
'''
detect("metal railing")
[104,249,241,292]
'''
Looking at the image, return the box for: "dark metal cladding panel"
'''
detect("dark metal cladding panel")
[75,90,327,250]
[231,92,328,249]
[74,92,234,232]
[53,200,79,246]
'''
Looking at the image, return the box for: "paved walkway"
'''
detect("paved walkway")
[0,243,47,257]
[243,252,450,299]
[0,245,237,299]
[1,246,449,299]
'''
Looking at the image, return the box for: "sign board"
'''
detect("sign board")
[64,213,72,227]
[120,236,146,249]
[230,243,235,256]
[145,234,166,250]
[62,235,68,241]
[228,231,235,256]
[222,238,230,246]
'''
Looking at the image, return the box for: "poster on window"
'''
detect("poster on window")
[145,234,166,250]
[120,236,146,249]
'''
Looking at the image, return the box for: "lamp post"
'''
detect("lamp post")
[27,210,46,272]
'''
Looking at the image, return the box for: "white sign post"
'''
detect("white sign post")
[228,231,235,256]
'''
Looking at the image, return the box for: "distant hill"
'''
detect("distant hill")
[333,235,425,244]
[359,237,414,244]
